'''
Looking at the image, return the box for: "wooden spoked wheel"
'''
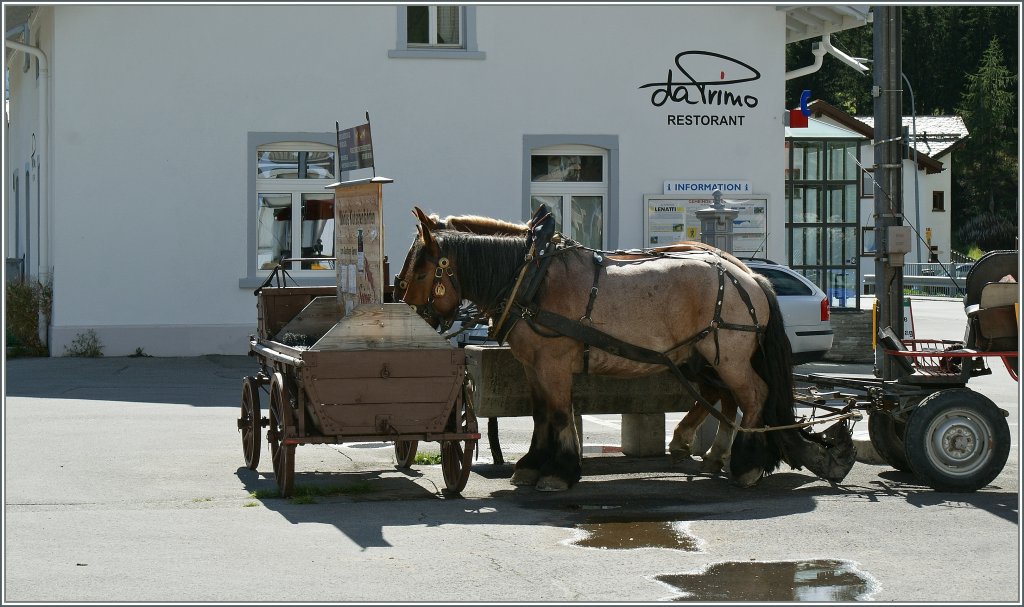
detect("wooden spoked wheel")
[394,440,419,468]
[440,386,479,493]
[268,372,296,498]
[239,376,262,470]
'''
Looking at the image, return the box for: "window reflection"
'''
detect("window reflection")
[300,194,334,270]
[257,151,335,180]
[257,193,292,269]
[531,195,563,232]
[571,196,602,249]
[531,155,603,182]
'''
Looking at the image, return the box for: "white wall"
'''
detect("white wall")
[5,7,53,281]
[857,144,953,283]
[14,4,788,355]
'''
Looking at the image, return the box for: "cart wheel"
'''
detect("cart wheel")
[239,376,262,470]
[394,440,419,468]
[868,411,911,472]
[268,373,296,498]
[903,388,1010,493]
[441,387,479,493]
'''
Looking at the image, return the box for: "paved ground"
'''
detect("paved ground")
[3,298,1020,603]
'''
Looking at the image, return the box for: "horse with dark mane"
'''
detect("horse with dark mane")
[398,206,855,491]
[395,209,741,471]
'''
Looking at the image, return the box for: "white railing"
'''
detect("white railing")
[903,262,973,279]
[863,273,966,299]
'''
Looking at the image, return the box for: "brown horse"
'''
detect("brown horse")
[399,208,844,491]
[395,209,740,473]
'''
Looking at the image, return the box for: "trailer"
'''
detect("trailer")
[795,249,1018,492]
[236,269,479,497]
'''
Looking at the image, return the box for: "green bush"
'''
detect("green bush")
[64,329,104,358]
[5,277,52,357]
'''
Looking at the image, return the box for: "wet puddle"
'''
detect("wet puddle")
[570,513,705,551]
[656,559,876,601]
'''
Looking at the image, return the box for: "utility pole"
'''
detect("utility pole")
[872,6,907,379]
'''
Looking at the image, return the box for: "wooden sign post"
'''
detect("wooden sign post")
[332,176,392,316]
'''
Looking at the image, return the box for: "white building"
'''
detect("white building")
[5,4,877,356]
[805,99,969,298]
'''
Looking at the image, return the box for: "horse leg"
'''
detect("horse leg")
[668,404,707,462]
[698,350,770,487]
[529,365,581,492]
[510,366,550,486]
[699,394,738,474]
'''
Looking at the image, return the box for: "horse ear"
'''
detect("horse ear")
[417,213,438,251]
[412,206,437,229]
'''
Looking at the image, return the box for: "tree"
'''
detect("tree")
[956,36,1018,216]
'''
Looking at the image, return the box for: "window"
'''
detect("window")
[256,145,336,272]
[407,5,461,46]
[860,168,874,198]
[786,137,861,309]
[389,5,485,59]
[932,191,945,212]
[242,134,342,288]
[528,146,607,249]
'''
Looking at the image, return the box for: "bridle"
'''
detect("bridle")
[398,245,464,333]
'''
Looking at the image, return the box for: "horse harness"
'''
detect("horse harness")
[482,214,768,431]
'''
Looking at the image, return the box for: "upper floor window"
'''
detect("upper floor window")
[407,5,461,47]
[389,5,485,59]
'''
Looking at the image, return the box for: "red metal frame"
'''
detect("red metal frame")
[884,339,1018,382]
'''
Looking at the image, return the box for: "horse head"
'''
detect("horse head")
[397,208,464,330]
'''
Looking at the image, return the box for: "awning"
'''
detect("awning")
[779,5,872,44]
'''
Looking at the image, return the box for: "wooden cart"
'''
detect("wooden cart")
[237,271,479,497]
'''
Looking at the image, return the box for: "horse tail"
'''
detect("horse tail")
[730,273,801,478]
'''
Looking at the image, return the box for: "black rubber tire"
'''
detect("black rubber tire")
[903,388,1010,493]
[868,411,911,472]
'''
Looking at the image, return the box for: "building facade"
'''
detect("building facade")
[5,4,875,355]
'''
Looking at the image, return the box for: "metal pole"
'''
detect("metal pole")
[872,6,905,379]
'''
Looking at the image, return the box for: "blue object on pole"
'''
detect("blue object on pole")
[799,90,812,117]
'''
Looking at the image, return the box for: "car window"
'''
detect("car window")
[753,267,813,297]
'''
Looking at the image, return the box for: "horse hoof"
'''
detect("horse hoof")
[510,468,540,486]
[669,450,693,465]
[733,469,763,488]
[535,476,570,492]
[699,458,725,473]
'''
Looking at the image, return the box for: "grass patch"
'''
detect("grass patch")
[242,501,259,508]
[414,452,442,465]
[249,488,280,499]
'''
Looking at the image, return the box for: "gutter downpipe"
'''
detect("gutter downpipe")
[785,34,870,81]
[5,37,50,349]
[4,38,48,279]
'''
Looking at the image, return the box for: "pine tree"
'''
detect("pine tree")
[956,36,1017,217]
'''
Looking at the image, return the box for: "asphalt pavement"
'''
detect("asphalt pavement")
[3,297,1020,603]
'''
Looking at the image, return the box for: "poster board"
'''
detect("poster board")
[642,194,769,257]
[334,180,387,316]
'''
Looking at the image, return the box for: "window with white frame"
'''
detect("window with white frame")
[529,145,608,249]
[389,5,485,59]
[255,142,337,273]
